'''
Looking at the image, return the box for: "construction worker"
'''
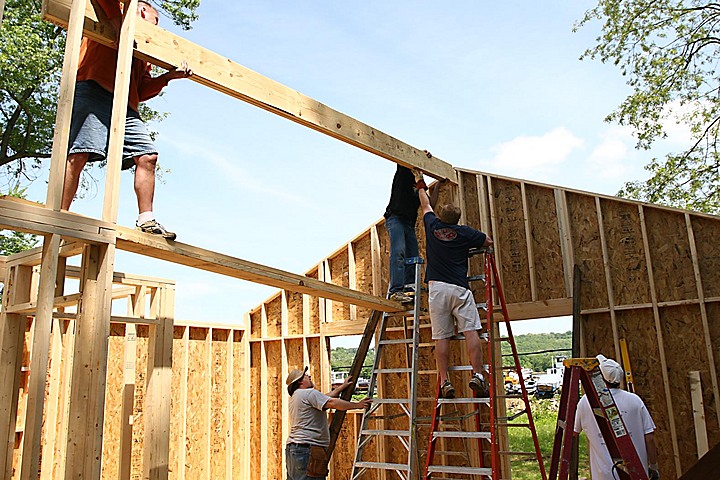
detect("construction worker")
[415,170,493,399]
[285,367,372,479]
[574,355,660,480]
[62,0,192,240]
[384,164,421,303]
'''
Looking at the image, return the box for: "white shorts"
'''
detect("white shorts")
[428,281,483,340]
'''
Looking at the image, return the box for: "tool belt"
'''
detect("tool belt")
[306,445,329,477]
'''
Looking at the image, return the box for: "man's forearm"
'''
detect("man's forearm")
[645,432,658,464]
[324,397,361,411]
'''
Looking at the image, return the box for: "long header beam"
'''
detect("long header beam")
[42,0,457,182]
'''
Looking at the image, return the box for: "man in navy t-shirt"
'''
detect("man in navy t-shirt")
[416,171,493,399]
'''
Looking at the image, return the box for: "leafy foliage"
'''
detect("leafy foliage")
[0,185,39,255]
[0,0,198,190]
[330,346,375,380]
[576,1,720,213]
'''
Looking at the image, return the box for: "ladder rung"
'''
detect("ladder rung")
[427,465,493,476]
[437,397,490,405]
[378,338,414,345]
[374,368,413,374]
[493,337,510,342]
[370,398,410,404]
[354,461,410,472]
[361,429,410,437]
[496,394,523,399]
[432,431,491,439]
[467,274,486,282]
[498,423,531,428]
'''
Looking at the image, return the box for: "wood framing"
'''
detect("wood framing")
[0,0,717,477]
[41,0,457,183]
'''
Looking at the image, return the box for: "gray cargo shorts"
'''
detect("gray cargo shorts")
[68,80,157,170]
[428,281,484,340]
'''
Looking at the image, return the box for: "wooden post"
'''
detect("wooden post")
[143,285,174,480]
[63,242,116,478]
[0,265,32,479]
[119,286,143,480]
[688,371,709,458]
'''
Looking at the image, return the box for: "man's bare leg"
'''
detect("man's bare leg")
[61,153,89,210]
[435,338,451,384]
[133,153,157,215]
[463,330,485,374]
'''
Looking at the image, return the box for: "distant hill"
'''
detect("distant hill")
[331,331,572,375]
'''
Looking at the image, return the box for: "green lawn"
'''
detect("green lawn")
[507,397,592,479]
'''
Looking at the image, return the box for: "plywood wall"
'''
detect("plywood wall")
[247,168,720,479]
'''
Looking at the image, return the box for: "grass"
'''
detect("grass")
[507,397,592,480]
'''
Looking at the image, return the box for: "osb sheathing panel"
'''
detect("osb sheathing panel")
[689,216,720,298]
[132,324,150,477]
[232,330,246,479]
[186,327,210,479]
[250,310,262,339]
[100,323,126,479]
[250,343,262,479]
[211,330,229,479]
[285,339,304,373]
[459,173,488,306]
[286,290,304,336]
[329,411,358,480]
[567,192,607,309]
[525,184,566,300]
[491,178,531,304]
[643,207,697,303]
[265,341,283,480]
[704,303,720,448]
[307,337,322,379]
[660,305,718,472]
[169,326,187,479]
[329,253,351,321]
[600,199,651,306]
[265,296,282,339]
[353,233,374,320]
[378,220,391,296]
[307,267,321,335]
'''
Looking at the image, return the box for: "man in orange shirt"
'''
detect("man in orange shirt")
[63,0,191,240]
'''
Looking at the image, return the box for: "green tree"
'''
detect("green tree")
[576,1,720,213]
[0,0,198,189]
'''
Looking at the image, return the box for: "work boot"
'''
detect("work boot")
[136,219,177,240]
[389,291,413,304]
[441,380,456,399]
[469,373,490,397]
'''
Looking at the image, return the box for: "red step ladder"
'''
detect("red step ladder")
[548,358,649,480]
[423,247,547,479]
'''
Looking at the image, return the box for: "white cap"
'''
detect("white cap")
[596,354,624,384]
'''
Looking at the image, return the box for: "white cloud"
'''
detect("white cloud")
[483,127,584,180]
[586,125,635,180]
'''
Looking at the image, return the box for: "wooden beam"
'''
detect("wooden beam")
[595,197,621,360]
[20,234,62,480]
[688,371,709,458]
[115,226,402,312]
[4,240,83,267]
[0,197,115,244]
[43,0,457,182]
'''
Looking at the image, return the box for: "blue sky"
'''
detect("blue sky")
[23,2,691,337]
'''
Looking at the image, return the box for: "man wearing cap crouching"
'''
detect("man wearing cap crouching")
[285,367,372,479]
[574,355,660,480]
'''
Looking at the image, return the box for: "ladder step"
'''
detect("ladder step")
[418,366,473,374]
[361,429,410,437]
[467,274,486,282]
[493,337,510,342]
[437,397,490,405]
[427,465,493,476]
[370,398,410,404]
[432,431,491,439]
[354,461,410,472]
[378,338,414,345]
[499,450,542,456]
[374,368,413,374]
[498,423,531,428]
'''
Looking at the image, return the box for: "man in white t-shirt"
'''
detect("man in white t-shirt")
[574,355,660,480]
[285,367,372,479]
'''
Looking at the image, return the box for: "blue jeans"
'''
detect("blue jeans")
[386,214,419,293]
[286,444,326,480]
